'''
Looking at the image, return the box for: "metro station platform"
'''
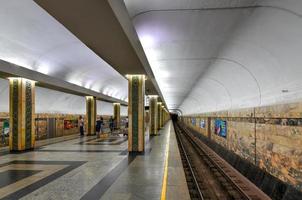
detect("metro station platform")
[0,121,189,200]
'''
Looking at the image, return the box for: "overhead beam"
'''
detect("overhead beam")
[0,60,127,105]
[107,0,168,108]
[33,0,160,97]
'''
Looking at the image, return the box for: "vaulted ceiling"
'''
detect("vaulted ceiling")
[124,0,302,114]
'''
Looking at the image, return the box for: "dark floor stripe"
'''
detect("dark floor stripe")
[77,137,128,145]
[0,150,9,156]
[80,154,137,200]
[1,161,86,200]
[35,149,127,153]
[0,170,41,188]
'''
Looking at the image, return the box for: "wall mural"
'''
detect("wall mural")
[200,119,205,128]
[214,119,227,138]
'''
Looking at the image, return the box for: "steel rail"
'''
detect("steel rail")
[179,123,252,200]
[174,123,205,200]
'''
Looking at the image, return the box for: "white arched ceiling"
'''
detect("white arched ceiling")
[125,0,302,115]
[0,0,128,101]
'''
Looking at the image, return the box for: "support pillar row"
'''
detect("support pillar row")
[86,96,96,135]
[113,103,121,129]
[9,78,35,151]
[157,102,162,130]
[128,75,145,152]
[161,105,164,128]
[149,96,158,135]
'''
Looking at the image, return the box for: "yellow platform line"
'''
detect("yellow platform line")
[161,123,171,200]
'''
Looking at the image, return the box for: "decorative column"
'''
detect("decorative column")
[113,103,121,129]
[9,78,35,151]
[86,96,96,135]
[128,75,145,152]
[207,117,211,139]
[161,105,164,127]
[149,96,158,135]
[157,102,162,130]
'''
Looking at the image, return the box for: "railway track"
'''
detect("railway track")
[174,121,270,200]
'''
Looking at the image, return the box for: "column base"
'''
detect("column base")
[128,151,145,155]
[10,148,35,153]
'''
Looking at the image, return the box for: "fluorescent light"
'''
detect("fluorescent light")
[140,35,155,48]
[37,65,50,75]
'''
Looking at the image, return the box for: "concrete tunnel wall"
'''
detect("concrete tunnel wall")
[0,78,127,116]
[179,0,302,115]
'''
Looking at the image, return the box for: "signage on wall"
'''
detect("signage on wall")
[214,119,227,138]
[200,119,205,128]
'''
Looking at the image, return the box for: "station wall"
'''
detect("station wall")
[182,101,302,192]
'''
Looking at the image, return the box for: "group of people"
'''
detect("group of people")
[78,116,125,137]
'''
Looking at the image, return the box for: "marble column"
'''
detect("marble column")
[207,117,211,139]
[113,103,121,129]
[149,96,158,135]
[161,105,164,128]
[127,75,145,152]
[86,96,96,135]
[157,102,162,130]
[9,78,35,151]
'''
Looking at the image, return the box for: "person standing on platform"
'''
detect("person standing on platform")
[79,115,84,136]
[96,116,102,138]
[109,116,114,133]
[100,117,104,134]
[123,117,128,136]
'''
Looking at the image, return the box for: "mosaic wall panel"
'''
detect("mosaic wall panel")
[255,101,302,118]
[228,107,255,118]
[227,121,256,163]
[256,123,302,190]
[183,100,302,191]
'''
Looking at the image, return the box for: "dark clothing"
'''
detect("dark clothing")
[96,120,102,132]
[109,118,114,132]
[80,126,84,136]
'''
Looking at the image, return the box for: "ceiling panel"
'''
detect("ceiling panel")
[0,0,128,101]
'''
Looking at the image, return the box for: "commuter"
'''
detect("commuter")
[109,116,114,133]
[123,117,128,136]
[96,116,102,138]
[79,115,84,136]
[1,128,5,145]
[125,117,128,128]
[100,117,104,134]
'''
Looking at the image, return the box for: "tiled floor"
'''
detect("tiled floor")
[0,121,189,200]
